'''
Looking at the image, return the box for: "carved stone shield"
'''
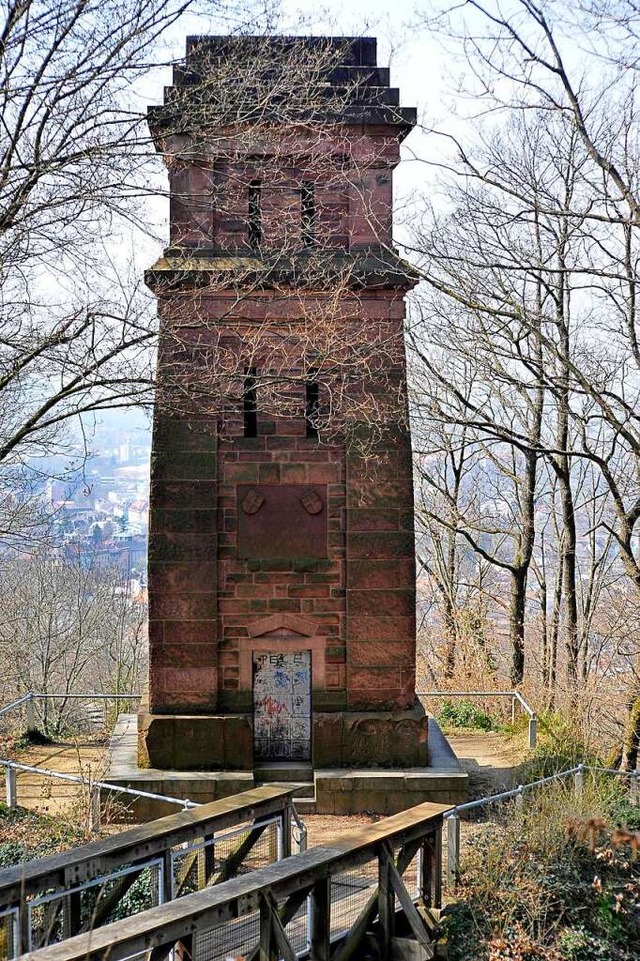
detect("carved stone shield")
[300,488,323,515]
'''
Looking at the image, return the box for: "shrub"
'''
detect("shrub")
[438,698,495,731]
[443,783,640,960]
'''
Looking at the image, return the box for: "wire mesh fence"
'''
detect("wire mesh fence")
[171,817,281,898]
[195,912,260,961]
[0,909,18,960]
[330,856,378,940]
[27,859,164,951]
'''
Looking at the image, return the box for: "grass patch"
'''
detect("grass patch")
[444,723,640,959]
[0,804,89,867]
[438,698,497,732]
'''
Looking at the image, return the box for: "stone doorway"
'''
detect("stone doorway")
[252,651,311,761]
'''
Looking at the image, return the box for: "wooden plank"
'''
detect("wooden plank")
[388,857,434,958]
[0,785,295,904]
[377,843,394,960]
[421,830,442,910]
[266,891,297,961]
[310,877,330,961]
[259,892,272,961]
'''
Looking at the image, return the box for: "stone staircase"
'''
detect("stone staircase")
[253,762,317,811]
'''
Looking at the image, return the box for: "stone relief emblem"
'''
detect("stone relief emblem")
[299,488,323,515]
[241,488,265,515]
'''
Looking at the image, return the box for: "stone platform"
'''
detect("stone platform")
[104,715,467,820]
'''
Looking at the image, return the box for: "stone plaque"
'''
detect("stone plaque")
[237,484,327,559]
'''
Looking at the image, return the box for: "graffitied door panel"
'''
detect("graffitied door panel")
[253,651,311,761]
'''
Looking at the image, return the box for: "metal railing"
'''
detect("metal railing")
[444,762,640,885]
[0,692,142,736]
[1,758,199,830]
[418,689,538,748]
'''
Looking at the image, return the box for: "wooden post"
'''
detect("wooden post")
[25,695,37,735]
[203,834,216,888]
[446,814,460,887]
[281,804,292,859]
[162,849,173,903]
[310,878,330,961]
[90,784,101,834]
[5,765,17,809]
[528,714,537,749]
[421,827,442,909]
[18,902,29,957]
[64,891,82,939]
[259,893,273,961]
[378,844,395,959]
[574,768,584,799]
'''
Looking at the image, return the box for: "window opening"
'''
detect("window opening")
[244,366,258,437]
[248,180,262,249]
[301,182,315,247]
[305,375,319,438]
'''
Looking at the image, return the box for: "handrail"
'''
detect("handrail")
[0,759,196,808]
[417,689,538,747]
[0,695,31,718]
[0,786,294,905]
[18,800,450,961]
[443,761,640,884]
[30,693,141,699]
[418,690,536,718]
[0,786,296,956]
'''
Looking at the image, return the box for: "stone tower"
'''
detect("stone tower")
[140,36,428,778]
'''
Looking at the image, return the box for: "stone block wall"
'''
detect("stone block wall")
[147,287,417,721]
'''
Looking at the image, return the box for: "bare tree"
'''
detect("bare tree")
[411,0,640,759]
[0,553,146,733]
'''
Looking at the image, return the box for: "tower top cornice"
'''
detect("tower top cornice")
[148,35,416,141]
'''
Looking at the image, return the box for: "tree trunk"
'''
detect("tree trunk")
[623,696,640,772]
[509,567,527,685]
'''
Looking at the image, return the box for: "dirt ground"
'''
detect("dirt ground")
[301,734,524,847]
[447,732,523,798]
[6,739,107,820]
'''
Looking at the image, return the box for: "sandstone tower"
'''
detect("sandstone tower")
[140,36,427,782]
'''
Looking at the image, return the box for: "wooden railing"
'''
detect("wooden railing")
[17,800,450,961]
[0,785,296,957]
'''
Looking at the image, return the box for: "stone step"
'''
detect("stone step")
[293,798,317,815]
[254,762,313,783]
[255,780,315,799]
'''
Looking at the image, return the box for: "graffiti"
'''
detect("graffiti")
[253,650,311,761]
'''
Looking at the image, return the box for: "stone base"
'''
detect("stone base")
[138,701,428,771]
[314,702,428,768]
[107,715,465,820]
[138,712,253,771]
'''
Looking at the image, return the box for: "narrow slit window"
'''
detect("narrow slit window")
[248,180,262,249]
[244,366,258,437]
[305,376,319,438]
[301,182,315,247]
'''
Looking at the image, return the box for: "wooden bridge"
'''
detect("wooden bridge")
[0,788,448,961]
[0,785,297,957]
